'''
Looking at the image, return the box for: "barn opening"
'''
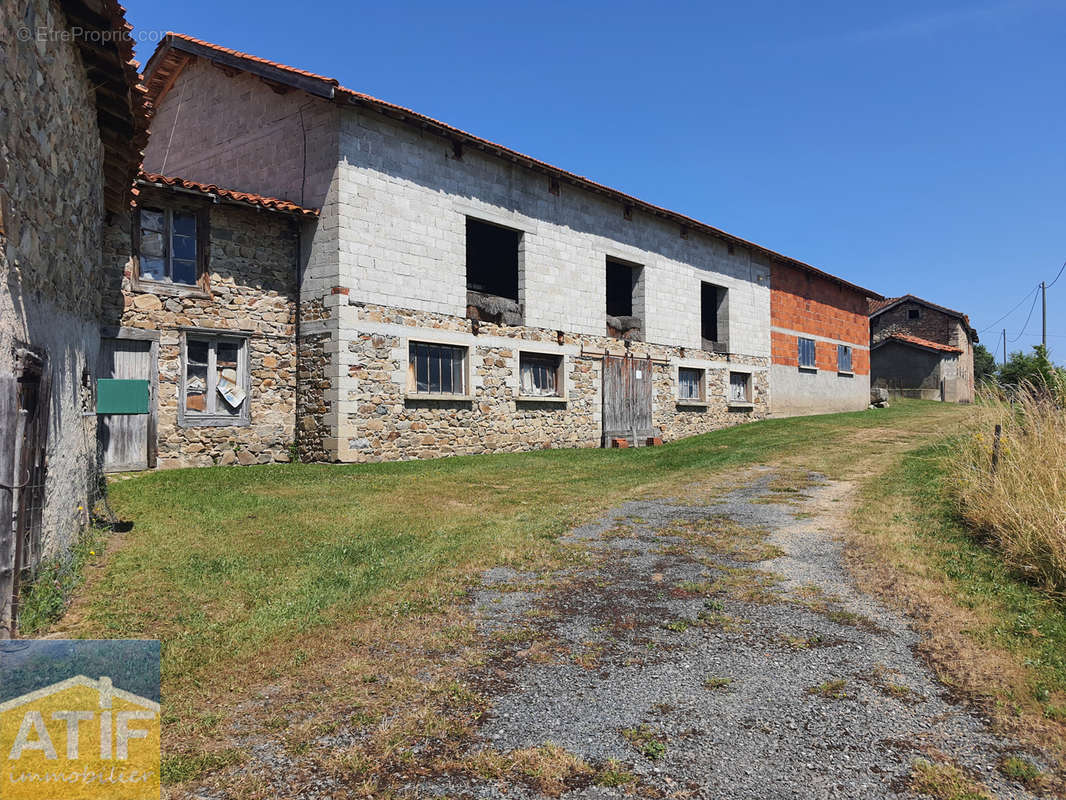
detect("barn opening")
[466,218,522,325]
[606,258,643,340]
[701,282,728,352]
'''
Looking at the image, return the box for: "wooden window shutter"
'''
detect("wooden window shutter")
[197,207,211,291]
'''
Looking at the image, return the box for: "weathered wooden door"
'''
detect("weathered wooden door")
[602,353,654,446]
[98,337,155,472]
[1,351,51,637]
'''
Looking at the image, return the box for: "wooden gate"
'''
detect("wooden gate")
[98,333,157,472]
[602,353,654,446]
[0,350,51,636]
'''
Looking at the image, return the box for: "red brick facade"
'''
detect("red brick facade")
[770,262,871,375]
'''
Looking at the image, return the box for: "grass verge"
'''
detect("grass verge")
[850,438,1066,783]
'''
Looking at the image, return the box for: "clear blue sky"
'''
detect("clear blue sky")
[125,0,1065,361]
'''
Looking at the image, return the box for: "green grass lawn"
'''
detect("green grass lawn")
[35,398,1066,788]
[47,400,960,695]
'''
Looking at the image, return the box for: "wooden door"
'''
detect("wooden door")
[98,337,155,472]
[602,353,654,446]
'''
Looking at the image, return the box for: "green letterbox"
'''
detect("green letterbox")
[96,378,150,414]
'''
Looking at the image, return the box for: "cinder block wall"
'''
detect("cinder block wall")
[142,59,340,211]
[769,262,871,416]
[330,109,771,355]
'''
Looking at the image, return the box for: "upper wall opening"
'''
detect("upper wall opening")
[605,258,644,341]
[465,217,523,325]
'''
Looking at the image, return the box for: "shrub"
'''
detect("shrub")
[950,377,1066,593]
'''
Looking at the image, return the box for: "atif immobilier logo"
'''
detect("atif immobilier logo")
[0,640,160,800]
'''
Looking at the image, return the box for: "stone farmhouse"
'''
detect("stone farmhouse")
[869,295,978,403]
[0,0,148,631]
[133,34,882,466]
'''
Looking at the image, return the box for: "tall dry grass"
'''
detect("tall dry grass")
[951,377,1066,594]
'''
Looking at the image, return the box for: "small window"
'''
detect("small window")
[837,345,853,373]
[678,367,704,402]
[729,372,751,403]
[908,308,920,320]
[519,352,563,397]
[181,334,249,426]
[409,342,467,395]
[138,207,201,286]
[798,337,817,369]
[466,218,520,300]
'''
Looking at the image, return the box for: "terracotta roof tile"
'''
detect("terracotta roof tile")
[136,172,319,217]
[881,333,963,354]
[143,34,884,301]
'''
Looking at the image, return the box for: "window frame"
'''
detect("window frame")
[676,366,706,405]
[406,341,470,399]
[178,331,251,428]
[798,337,817,370]
[133,205,210,296]
[837,344,853,375]
[727,371,753,406]
[518,351,566,401]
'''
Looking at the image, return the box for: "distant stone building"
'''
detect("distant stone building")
[0,0,147,631]
[770,261,878,417]
[868,295,978,403]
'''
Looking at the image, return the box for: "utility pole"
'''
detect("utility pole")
[1002,328,1007,366]
[1041,281,1047,349]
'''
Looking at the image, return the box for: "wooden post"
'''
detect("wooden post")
[991,424,1002,473]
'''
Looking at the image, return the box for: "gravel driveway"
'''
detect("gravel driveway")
[405,469,1049,800]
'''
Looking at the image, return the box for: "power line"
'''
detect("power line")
[1046,259,1066,289]
[1009,289,1042,343]
[980,284,1039,333]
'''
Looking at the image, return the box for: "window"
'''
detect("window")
[701,282,728,351]
[138,207,201,286]
[181,334,249,426]
[798,337,817,369]
[519,352,563,398]
[466,218,520,301]
[729,372,751,403]
[678,367,704,402]
[409,342,467,396]
[908,308,921,320]
[837,345,853,373]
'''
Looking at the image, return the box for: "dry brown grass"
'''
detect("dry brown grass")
[908,757,992,800]
[950,380,1066,593]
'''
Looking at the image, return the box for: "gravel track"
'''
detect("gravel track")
[407,469,1048,800]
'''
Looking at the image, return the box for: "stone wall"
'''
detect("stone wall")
[104,188,300,467]
[311,300,767,463]
[0,0,109,559]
